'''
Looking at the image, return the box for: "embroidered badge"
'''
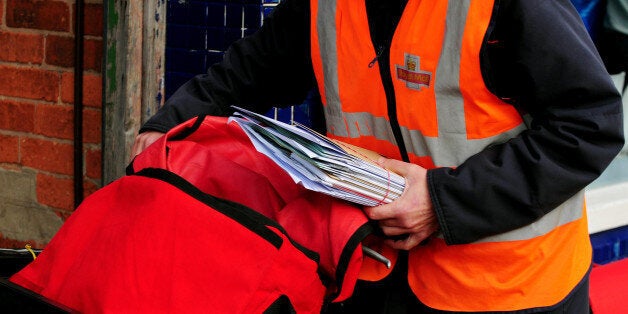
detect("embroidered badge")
[396,53,431,91]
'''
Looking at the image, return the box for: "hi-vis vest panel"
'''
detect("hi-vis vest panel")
[311,0,591,311]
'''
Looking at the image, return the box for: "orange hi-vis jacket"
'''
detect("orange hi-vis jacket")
[310,0,591,311]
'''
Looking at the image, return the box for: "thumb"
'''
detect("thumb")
[377,157,412,177]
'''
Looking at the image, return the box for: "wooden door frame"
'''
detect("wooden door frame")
[103,0,166,184]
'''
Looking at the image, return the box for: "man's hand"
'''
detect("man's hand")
[130,131,165,159]
[363,158,439,250]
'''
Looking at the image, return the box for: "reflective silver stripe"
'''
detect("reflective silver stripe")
[433,0,469,137]
[402,124,526,166]
[435,191,585,243]
[476,192,585,243]
[332,111,525,166]
[340,112,398,145]
[316,0,347,136]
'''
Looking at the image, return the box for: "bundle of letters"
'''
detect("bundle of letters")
[229,106,405,206]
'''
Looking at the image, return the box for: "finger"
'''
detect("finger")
[378,224,409,237]
[130,132,164,158]
[363,203,399,221]
[377,215,425,230]
[384,233,424,251]
[377,217,401,228]
[130,137,150,158]
[378,159,429,201]
[130,139,143,159]
[378,157,414,177]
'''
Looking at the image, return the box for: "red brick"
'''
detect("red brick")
[34,104,74,140]
[0,134,19,163]
[36,173,73,211]
[84,74,103,108]
[53,210,73,221]
[0,31,44,64]
[46,35,74,68]
[84,4,104,37]
[0,235,42,250]
[60,72,72,103]
[21,137,73,175]
[0,0,4,25]
[84,38,103,72]
[0,164,21,171]
[46,37,103,71]
[83,108,102,144]
[6,0,70,32]
[0,66,59,102]
[83,178,100,199]
[0,100,35,132]
[61,72,103,108]
[85,148,101,179]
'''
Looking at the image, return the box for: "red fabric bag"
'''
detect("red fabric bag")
[11,116,372,313]
[589,259,628,313]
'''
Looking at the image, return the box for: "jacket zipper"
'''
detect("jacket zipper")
[370,45,410,162]
[368,46,386,68]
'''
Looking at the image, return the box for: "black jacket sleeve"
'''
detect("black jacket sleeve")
[140,0,314,133]
[429,0,625,245]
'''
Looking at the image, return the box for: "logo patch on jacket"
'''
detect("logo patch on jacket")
[396,53,431,90]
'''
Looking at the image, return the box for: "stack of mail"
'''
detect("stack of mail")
[229,106,405,206]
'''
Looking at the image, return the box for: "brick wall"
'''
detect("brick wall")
[0,0,103,249]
